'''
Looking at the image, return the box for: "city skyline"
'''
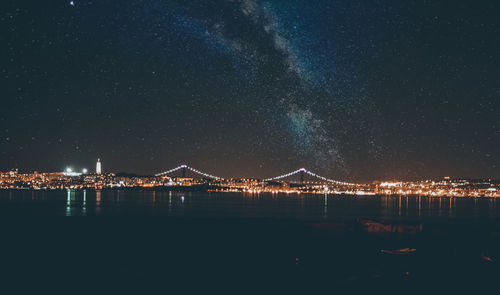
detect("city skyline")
[2,161,498,198]
[2,158,499,184]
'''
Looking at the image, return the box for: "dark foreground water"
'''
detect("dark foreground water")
[1,190,500,293]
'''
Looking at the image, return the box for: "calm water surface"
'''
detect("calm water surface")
[1,189,499,220]
[2,189,500,293]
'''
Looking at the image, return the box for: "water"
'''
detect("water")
[0,189,499,220]
[2,189,500,292]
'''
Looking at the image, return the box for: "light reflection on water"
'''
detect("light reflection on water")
[82,190,87,216]
[1,190,499,219]
[323,194,327,219]
[96,190,101,214]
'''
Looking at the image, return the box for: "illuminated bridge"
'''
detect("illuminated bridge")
[155,165,353,186]
[155,165,224,180]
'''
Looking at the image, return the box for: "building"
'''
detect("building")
[96,159,102,175]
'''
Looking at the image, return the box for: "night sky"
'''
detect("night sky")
[1,0,499,181]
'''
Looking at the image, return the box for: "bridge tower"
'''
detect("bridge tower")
[182,166,186,178]
[299,168,304,184]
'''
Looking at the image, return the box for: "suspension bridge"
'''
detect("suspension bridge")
[155,165,353,186]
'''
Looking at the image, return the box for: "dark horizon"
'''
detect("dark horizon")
[2,1,499,181]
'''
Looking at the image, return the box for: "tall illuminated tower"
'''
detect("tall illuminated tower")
[96,158,102,175]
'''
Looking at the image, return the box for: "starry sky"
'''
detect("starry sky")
[1,0,499,181]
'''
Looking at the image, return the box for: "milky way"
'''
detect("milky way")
[146,0,377,174]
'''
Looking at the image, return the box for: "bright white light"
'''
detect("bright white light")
[69,1,75,6]
[380,182,400,187]
[82,168,88,174]
[66,168,72,173]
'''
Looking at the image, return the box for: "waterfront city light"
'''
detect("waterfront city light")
[0,164,498,197]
